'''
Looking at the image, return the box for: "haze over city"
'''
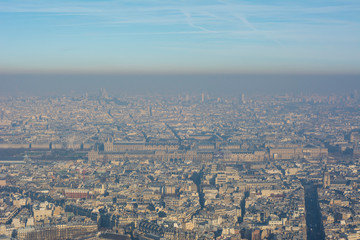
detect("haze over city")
[1,1,360,240]
[1,74,360,97]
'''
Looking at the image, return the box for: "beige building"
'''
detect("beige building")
[229,151,266,162]
[33,209,53,222]
[270,147,328,160]
[104,139,178,152]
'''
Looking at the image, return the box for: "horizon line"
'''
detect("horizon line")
[1,69,360,76]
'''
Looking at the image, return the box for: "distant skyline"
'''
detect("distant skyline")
[1,73,360,97]
[1,0,360,74]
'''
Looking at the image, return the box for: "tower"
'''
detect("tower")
[100,88,109,99]
[323,172,331,188]
[24,152,31,164]
[104,138,114,152]
[241,93,246,104]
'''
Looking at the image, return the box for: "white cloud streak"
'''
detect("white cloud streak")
[0,1,359,42]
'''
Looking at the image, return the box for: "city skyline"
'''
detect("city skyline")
[1,73,360,97]
[1,0,360,75]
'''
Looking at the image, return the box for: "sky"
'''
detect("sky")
[1,0,360,75]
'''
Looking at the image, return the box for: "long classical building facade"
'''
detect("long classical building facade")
[88,139,267,163]
[269,146,328,160]
[88,140,328,163]
[104,139,179,152]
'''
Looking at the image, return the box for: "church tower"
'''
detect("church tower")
[104,137,114,152]
[323,172,331,188]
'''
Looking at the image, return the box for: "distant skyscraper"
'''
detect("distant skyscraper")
[100,88,109,99]
[241,93,246,104]
[353,89,359,101]
[201,93,205,103]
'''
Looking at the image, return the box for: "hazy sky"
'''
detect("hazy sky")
[1,0,360,74]
[1,73,359,97]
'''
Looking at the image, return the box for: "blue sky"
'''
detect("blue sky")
[0,0,359,74]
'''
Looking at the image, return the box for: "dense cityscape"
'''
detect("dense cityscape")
[1,0,359,239]
[0,90,360,240]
